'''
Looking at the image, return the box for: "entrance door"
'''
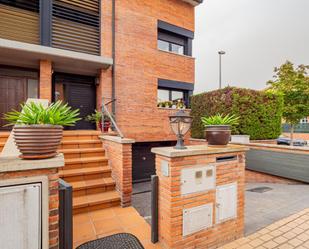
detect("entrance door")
[53,74,96,130]
[132,141,176,182]
[0,76,27,130]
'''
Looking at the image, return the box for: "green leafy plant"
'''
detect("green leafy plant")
[85,110,111,124]
[201,114,239,126]
[3,101,81,126]
[190,87,283,140]
[267,61,309,143]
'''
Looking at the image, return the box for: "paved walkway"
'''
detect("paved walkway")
[132,182,309,235]
[220,208,309,249]
[73,206,162,249]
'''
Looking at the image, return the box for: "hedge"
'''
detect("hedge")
[190,87,284,140]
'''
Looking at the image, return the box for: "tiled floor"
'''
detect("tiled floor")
[73,206,163,249]
[220,208,309,249]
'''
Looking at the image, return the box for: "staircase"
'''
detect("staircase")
[59,130,120,214]
[0,132,10,153]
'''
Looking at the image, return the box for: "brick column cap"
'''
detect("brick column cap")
[0,154,64,173]
[151,144,248,158]
[100,135,135,144]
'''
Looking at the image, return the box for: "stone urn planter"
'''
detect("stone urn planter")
[205,125,231,146]
[13,124,63,159]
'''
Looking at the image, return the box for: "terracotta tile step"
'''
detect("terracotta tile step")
[69,177,115,191]
[59,140,102,149]
[59,166,111,178]
[65,157,108,165]
[63,130,101,136]
[73,190,120,209]
[59,148,105,159]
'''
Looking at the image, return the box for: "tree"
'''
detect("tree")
[267,61,309,144]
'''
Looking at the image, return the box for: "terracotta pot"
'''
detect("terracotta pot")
[13,124,63,159]
[205,125,231,146]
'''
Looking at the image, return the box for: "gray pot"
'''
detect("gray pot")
[205,125,231,146]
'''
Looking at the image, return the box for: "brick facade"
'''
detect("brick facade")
[0,168,60,249]
[39,60,53,102]
[101,136,135,207]
[245,169,302,184]
[152,146,247,249]
[97,0,195,142]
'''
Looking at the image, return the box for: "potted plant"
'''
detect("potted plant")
[201,113,239,146]
[3,101,80,159]
[85,110,111,132]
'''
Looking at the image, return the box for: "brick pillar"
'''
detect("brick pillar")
[0,155,64,249]
[151,145,247,249]
[39,60,53,101]
[100,135,135,207]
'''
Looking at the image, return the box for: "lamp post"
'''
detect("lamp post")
[218,50,226,89]
[169,110,193,150]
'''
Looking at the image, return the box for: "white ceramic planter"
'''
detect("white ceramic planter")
[231,135,250,144]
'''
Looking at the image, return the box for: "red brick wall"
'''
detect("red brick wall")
[102,139,133,206]
[98,0,195,142]
[39,60,52,102]
[155,152,245,248]
[245,169,303,184]
[0,168,59,249]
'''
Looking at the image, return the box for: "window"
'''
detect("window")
[157,20,194,56]
[157,30,186,55]
[300,118,308,124]
[157,88,188,108]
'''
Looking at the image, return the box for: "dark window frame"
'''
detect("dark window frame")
[158,79,194,107]
[157,20,194,56]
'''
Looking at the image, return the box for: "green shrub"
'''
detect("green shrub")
[190,87,284,140]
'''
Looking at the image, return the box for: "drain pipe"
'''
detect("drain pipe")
[111,0,116,115]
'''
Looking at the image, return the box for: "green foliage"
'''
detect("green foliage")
[85,110,111,124]
[267,61,309,125]
[201,113,239,126]
[190,87,284,140]
[3,101,81,126]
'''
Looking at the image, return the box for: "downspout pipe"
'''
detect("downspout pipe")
[111,0,116,114]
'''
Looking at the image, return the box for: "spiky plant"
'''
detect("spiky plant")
[201,113,239,126]
[3,101,81,126]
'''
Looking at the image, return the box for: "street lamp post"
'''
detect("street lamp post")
[218,50,226,89]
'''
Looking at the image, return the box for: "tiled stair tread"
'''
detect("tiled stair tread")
[73,190,120,208]
[65,156,108,165]
[59,148,105,154]
[59,166,111,177]
[70,177,115,190]
[63,130,102,136]
[61,140,102,145]
[0,132,10,137]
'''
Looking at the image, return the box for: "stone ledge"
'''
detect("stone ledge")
[100,135,135,144]
[151,144,248,158]
[0,154,64,173]
[232,142,309,152]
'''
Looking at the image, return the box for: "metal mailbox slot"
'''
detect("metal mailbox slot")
[181,165,216,195]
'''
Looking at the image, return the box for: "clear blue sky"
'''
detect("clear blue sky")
[193,0,309,93]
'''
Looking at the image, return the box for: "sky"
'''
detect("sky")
[193,0,309,93]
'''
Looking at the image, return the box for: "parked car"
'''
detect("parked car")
[277,137,308,146]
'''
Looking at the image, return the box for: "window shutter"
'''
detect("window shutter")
[52,0,100,55]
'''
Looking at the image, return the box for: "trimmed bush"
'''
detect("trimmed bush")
[190,87,284,140]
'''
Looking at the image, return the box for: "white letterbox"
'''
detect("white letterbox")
[183,203,213,236]
[216,182,237,223]
[181,165,216,195]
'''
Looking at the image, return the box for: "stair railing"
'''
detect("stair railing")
[101,97,124,138]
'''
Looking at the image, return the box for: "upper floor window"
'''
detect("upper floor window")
[300,118,308,124]
[158,31,185,55]
[157,20,194,57]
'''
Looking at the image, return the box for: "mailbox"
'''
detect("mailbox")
[181,165,216,195]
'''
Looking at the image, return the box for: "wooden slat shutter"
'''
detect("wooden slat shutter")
[0,3,39,44]
[52,0,100,55]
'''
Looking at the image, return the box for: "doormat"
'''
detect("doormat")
[247,187,273,193]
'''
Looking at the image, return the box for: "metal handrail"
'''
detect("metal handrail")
[101,97,124,138]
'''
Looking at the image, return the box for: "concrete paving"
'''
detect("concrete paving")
[132,182,309,235]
